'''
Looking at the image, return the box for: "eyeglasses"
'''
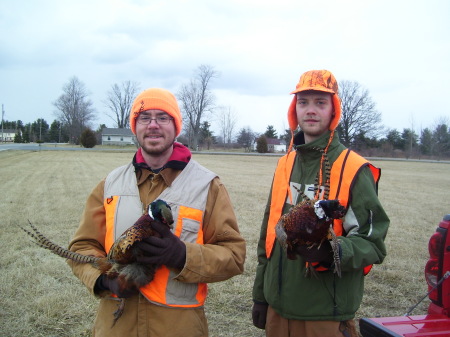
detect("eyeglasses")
[136,115,174,125]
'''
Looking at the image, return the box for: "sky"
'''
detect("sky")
[1,0,449,137]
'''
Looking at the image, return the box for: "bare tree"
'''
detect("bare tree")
[53,76,95,144]
[337,80,383,147]
[177,64,218,150]
[104,81,140,128]
[217,105,237,147]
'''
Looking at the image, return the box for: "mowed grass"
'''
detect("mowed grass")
[1,150,449,336]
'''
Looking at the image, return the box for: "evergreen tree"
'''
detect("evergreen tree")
[199,121,215,150]
[236,127,256,152]
[256,135,268,153]
[264,125,277,139]
[80,128,97,148]
[48,120,63,143]
[433,124,450,159]
[385,129,402,150]
[420,128,433,155]
[14,132,23,143]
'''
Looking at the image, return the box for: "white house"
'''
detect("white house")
[267,138,287,153]
[101,128,135,145]
[0,129,17,142]
[253,137,287,153]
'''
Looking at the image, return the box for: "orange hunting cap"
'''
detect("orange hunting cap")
[287,69,341,131]
[129,88,182,136]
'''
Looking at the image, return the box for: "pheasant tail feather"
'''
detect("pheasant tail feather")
[329,227,341,277]
[20,220,99,265]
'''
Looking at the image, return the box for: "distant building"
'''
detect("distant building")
[0,129,17,142]
[101,128,135,145]
[252,137,287,153]
[266,138,286,152]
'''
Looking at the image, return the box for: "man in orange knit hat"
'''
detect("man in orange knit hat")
[68,88,246,336]
[252,70,389,336]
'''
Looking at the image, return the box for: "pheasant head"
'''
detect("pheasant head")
[150,199,174,228]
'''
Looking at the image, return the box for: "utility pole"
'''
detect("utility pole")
[1,104,4,143]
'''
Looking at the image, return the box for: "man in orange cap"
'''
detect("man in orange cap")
[68,88,246,336]
[252,70,389,336]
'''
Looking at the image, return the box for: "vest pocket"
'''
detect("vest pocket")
[166,270,199,305]
[180,218,200,242]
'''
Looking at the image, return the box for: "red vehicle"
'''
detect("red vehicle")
[360,214,450,337]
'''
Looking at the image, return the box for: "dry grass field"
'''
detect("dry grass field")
[1,149,449,336]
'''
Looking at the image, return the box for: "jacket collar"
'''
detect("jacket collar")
[133,142,191,186]
[133,142,191,173]
[294,130,339,148]
[293,130,340,157]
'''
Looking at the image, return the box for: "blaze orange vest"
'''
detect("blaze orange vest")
[266,149,380,274]
[103,160,215,307]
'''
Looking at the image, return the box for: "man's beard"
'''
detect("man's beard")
[140,138,174,156]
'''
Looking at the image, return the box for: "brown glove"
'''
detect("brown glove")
[135,221,186,270]
[295,240,333,263]
[95,274,139,298]
[252,301,268,329]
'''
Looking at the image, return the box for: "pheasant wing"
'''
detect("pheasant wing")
[108,214,156,263]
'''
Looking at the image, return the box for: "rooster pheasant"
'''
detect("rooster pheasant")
[275,147,346,277]
[19,199,173,326]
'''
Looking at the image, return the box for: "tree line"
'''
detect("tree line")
[1,64,449,158]
[2,118,65,143]
[231,123,450,160]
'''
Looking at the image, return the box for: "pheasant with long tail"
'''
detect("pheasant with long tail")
[19,199,173,326]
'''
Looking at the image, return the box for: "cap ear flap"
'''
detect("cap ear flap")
[329,94,341,130]
[287,96,298,131]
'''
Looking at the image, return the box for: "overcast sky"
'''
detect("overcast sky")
[1,0,449,136]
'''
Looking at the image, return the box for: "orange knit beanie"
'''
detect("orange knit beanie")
[287,70,341,131]
[129,88,182,136]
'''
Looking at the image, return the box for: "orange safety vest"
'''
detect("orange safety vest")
[103,160,215,307]
[266,149,380,274]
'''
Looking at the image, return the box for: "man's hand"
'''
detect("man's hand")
[252,302,268,329]
[135,221,186,270]
[295,240,333,263]
[95,275,139,298]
